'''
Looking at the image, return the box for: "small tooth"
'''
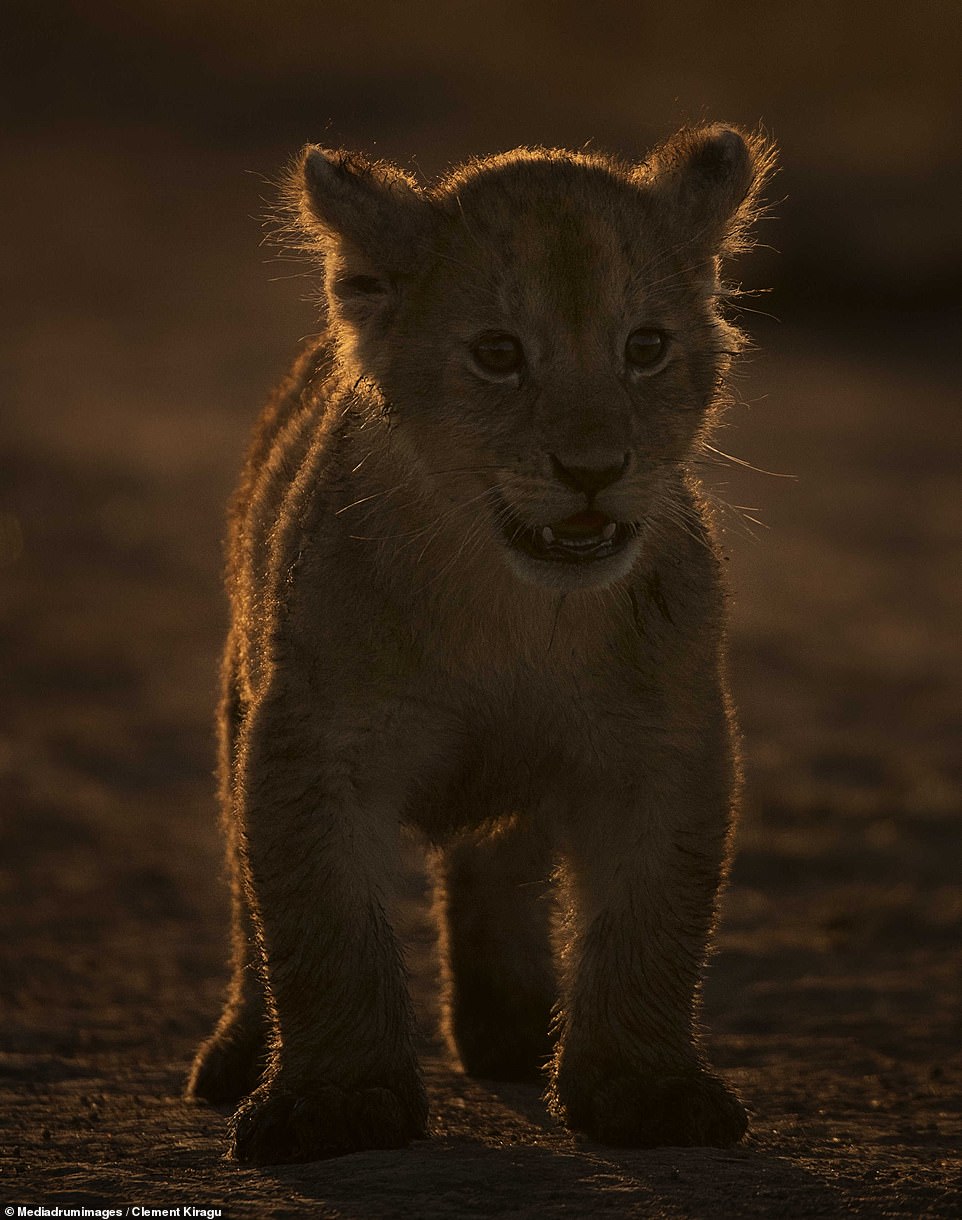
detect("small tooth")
[602,522,617,539]
[541,526,555,544]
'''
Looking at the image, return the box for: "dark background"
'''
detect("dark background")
[2,3,960,1215]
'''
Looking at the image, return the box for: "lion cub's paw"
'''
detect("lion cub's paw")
[228,1078,429,1164]
[553,1065,748,1148]
[187,1027,267,1106]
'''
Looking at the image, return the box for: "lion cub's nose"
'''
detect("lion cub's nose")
[549,453,630,497]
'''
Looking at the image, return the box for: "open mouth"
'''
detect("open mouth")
[500,505,635,565]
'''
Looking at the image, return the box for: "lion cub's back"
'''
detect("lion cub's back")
[229,339,333,552]
[225,338,336,692]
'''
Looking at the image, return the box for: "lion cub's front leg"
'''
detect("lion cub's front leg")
[549,727,747,1148]
[227,679,427,1165]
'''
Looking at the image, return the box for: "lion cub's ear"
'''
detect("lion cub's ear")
[295,147,433,329]
[638,125,776,258]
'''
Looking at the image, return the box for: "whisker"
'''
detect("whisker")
[698,486,769,541]
[699,443,796,479]
[420,512,490,590]
[410,485,497,564]
[335,490,392,515]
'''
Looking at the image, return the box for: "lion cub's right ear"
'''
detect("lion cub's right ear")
[295,147,433,330]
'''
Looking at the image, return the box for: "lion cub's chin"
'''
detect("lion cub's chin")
[498,533,644,591]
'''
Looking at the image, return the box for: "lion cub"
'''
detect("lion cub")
[187,125,773,1164]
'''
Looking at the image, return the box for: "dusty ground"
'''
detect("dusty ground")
[1,132,960,1217]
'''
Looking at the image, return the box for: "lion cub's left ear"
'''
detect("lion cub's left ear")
[638,124,776,257]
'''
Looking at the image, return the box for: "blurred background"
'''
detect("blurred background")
[1,1,960,1208]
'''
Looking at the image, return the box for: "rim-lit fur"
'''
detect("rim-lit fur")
[187,125,775,1163]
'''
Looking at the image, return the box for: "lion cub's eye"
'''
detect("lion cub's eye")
[625,328,667,372]
[470,332,525,378]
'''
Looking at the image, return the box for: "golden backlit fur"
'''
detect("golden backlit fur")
[186,124,775,1163]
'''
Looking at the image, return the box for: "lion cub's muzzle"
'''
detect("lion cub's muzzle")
[495,451,639,573]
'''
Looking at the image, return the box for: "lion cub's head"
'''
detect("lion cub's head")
[291,126,773,591]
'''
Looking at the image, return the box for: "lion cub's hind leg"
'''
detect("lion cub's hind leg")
[435,822,556,1082]
[187,645,269,1106]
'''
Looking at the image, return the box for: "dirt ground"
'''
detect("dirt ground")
[1,129,960,1218]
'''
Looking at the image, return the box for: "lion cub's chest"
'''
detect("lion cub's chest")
[401,661,650,835]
